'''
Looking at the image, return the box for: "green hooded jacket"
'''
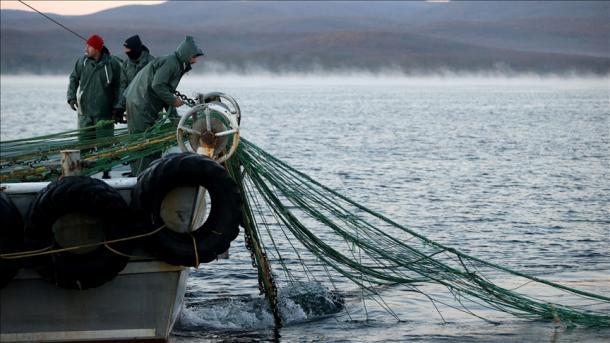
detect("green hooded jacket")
[117,49,154,108]
[125,36,203,134]
[67,46,122,121]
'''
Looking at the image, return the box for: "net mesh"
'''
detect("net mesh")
[1,124,608,327]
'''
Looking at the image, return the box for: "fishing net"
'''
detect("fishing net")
[227,139,610,327]
[1,124,608,327]
[0,117,178,182]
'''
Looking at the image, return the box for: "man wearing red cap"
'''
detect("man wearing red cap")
[67,34,122,156]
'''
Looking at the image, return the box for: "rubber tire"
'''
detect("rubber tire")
[0,192,24,288]
[25,176,135,289]
[132,153,241,266]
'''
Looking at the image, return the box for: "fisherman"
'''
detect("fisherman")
[66,34,121,178]
[124,35,204,175]
[114,35,155,123]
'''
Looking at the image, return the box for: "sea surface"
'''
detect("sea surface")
[1,75,609,342]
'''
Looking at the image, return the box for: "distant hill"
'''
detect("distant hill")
[1,1,608,74]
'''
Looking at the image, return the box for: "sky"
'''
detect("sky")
[0,0,166,15]
[0,0,452,15]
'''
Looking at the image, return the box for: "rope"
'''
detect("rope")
[189,233,200,267]
[17,1,87,41]
[103,243,151,260]
[1,225,166,259]
[0,245,54,258]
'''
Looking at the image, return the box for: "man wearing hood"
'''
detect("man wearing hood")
[67,34,122,178]
[124,35,204,175]
[114,35,155,123]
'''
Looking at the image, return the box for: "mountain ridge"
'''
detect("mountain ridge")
[1,1,608,74]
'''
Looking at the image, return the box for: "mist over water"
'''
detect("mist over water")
[1,75,609,342]
[2,73,608,142]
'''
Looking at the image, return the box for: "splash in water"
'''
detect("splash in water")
[176,281,344,331]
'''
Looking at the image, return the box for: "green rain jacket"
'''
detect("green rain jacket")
[117,49,154,108]
[125,36,203,134]
[67,46,122,122]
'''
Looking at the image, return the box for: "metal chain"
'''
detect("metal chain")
[243,227,264,293]
[173,90,197,108]
[264,250,282,327]
[242,215,283,327]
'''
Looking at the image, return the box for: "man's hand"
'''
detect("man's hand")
[172,97,184,108]
[112,108,126,124]
[68,99,78,111]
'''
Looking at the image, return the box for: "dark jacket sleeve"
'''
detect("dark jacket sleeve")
[111,59,122,109]
[151,60,178,106]
[117,61,129,108]
[67,58,82,102]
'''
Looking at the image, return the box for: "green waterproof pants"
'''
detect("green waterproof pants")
[78,115,114,176]
[126,102,161,176]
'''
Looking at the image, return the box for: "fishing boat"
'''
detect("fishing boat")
[0,93,243,342]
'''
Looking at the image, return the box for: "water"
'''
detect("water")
[1,75,609,341]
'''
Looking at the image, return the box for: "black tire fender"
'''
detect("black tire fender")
[25,176,135,289]
[0,192,24,288]
[131,153,241,266]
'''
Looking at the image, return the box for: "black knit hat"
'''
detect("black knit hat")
[124,35,143,60]
[124,35,142,50]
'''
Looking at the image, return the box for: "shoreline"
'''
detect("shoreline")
[1,73,609,88]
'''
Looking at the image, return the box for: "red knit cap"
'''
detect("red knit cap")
[86,34,104,52]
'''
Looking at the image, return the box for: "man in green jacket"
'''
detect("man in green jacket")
[114,35,155,123]
[67,34,122,142]
[125,36,204,175]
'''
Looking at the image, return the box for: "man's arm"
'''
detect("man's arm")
[151,61,180,107]
[67,58,82,103]
[117,61,128,109]
[111,59,123,109]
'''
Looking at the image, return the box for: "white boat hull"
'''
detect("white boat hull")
[1,261,187,342]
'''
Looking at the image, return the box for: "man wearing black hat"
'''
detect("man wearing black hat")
[113,35,154,123]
